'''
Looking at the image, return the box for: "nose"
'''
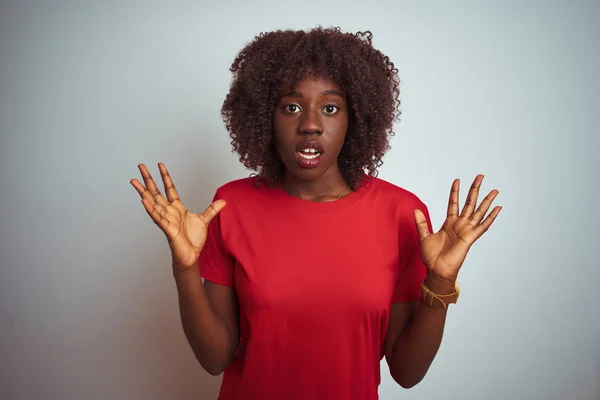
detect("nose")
[298,107,323,136]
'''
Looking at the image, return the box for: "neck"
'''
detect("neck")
[282,165,348,202]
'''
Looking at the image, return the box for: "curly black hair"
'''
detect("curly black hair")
[221,26,401,190]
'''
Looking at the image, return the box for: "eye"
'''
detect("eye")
[283,104,302,114]
[323,104,339,115]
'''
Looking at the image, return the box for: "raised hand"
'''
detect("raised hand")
[413,174,502,282]
[130,163,226,271]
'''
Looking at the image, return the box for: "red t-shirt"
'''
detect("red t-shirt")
[199,176,432,400]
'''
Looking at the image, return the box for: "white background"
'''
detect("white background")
[1,0,598,399]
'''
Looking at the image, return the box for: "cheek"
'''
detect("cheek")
[325,120,348,151]
[272,122,286,149]
[273,115,295,139]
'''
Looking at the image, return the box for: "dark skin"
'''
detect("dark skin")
[130,75,502,384]
[384,175,501,387]
[274,74,350,201]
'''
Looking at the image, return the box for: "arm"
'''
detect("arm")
[385,175,501,388]
[130,163,239,376]
[384,274,454,388]
[174,270,239,376]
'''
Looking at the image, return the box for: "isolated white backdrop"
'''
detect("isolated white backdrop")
[1,1,598,399]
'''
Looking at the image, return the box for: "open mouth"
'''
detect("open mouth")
[294,141,324,168]
[297,148,321,160]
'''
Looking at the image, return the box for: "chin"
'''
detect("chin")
[296,170,327,182]
[285,162,334,182]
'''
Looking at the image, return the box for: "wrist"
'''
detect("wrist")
[172,262,199,277]
[424,272,457,295]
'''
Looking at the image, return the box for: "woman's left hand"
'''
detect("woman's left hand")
[414,174,502,283]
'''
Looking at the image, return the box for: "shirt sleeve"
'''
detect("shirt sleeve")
[198,191,234,287]
[392,203,432,303]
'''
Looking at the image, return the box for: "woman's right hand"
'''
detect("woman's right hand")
[130,163,226,271]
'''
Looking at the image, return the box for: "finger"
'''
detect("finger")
[460,174,484,218]
[130,178,147,196]
[131,178,159,205]
[198,200,227,228]
[132,176,182,220]
[141,198,175,232]
[473,206,502,237]
[447,179,460,217]
[158,162,182,203]
[470,189,499,224]
[413,208,431,242]
[138,164,168,206]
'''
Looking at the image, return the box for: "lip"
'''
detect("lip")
[294,140,325,169]
[295,140,324,153]
[294,151,323,169]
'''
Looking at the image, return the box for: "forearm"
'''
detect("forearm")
[389,274,455,388]
[173,268,235,375]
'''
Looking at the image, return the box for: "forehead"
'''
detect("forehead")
[280,74,344,96]
[299,75,340,89]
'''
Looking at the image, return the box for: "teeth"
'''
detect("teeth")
[299,152,319,160]
[297,148,321,160]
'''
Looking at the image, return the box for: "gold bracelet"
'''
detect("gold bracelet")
[420,281,460,308]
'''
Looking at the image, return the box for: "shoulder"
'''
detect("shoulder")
[365,176,427,210]
[365,176,433,235]
[213,176,263,200]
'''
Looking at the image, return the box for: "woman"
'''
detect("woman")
[130,27,501,399]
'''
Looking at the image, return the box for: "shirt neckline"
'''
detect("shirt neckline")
[266,175,373,213]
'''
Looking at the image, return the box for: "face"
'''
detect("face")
[273,75,349,183]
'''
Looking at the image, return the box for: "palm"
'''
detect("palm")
[161,203,209,269]
[131,163,226,270]
[414,175,502,281]
[182,212,210,253]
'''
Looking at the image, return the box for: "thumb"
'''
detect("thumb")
[200,199,227,225]
[413,208,431,242]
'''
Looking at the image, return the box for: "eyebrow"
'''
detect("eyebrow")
[279,89,345,99]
